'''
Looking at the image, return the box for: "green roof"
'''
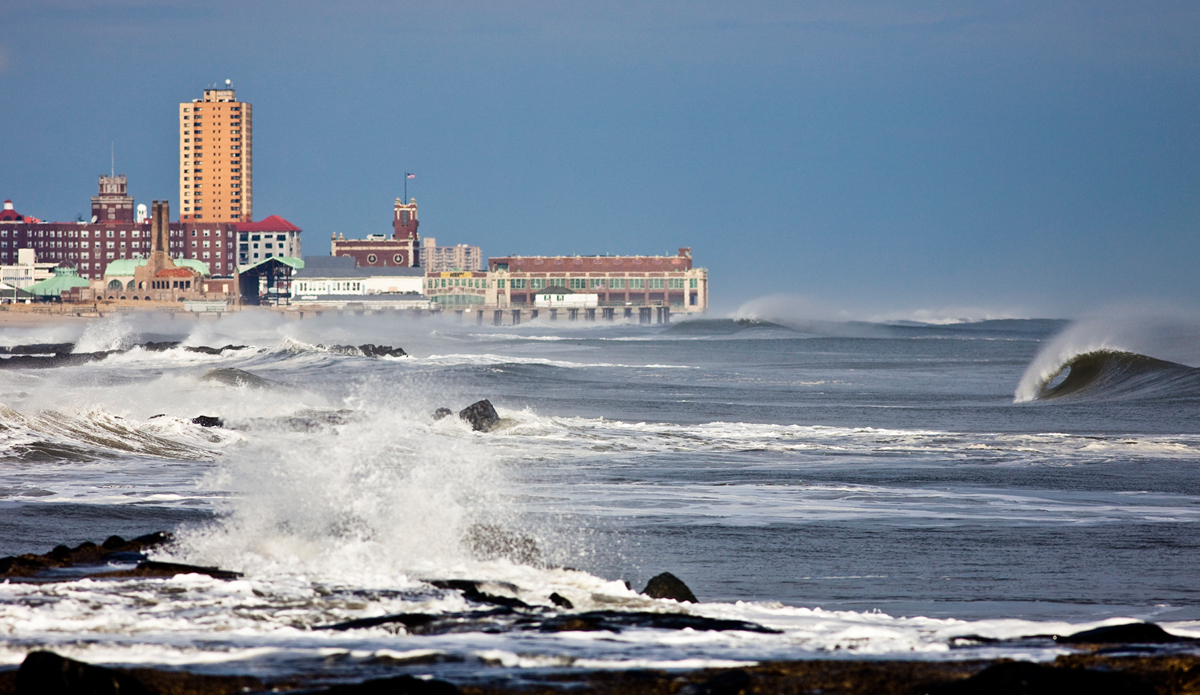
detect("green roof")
[239,256,305,272]
[28,269,90,296]
[104,257,211,277]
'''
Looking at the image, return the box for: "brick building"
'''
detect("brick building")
[0,178,245,279]
[330,198,420,269]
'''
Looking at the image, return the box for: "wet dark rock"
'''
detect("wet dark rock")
[536,610,779,634]
[0,343,75,355]
[0,532,172,579]
[462,524,542,565]
[678,669,751,695]
[459,399,500,432]
[1055,621,1189,645]
[91,560,243,581]
[926,660,1154,695]
[318,612,441,633]
[642,571,698,603]
[184,344,249,355]
[201,367,275,389]
[191,415,224,428]
[433,407,453,421]
[429,579,532,608]
[140,341,182,351]
[0,351,116,369]
[550,592,574,609]
[17,650,150,695]
[358,343,408,358]
[315,673,460,694]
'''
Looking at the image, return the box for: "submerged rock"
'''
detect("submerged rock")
[358,343,407,358]
[17,651,150,695]
[549,592,574,609]
[201,367,275,389]
[459,399,500,432]
[318,343,408,358]
[184,344,250,355]
[190,415,224,428]
[642,572,698,603]
[1055,622,1189,644]
[92,560,242,581]
[433,407,453,421]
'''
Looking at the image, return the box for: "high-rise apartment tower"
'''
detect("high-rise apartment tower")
[179,85,252,222]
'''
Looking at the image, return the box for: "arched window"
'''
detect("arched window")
[126,280,136,291]
[107,279,123,290]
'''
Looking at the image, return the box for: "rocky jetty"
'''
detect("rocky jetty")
[0,534,242,582]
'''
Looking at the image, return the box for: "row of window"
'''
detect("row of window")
[417,277,700,291]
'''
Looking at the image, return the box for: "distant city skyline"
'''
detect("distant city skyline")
[1,0,1197,318]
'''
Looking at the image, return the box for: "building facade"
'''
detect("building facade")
[237,215,302,268]
[179,86,252,222]
[483,248,707,313]
[421,237,483,272]
[0,182,242,280]
[330,198,421,268]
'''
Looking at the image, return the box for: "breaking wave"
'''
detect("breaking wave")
[1015,309,1200,402]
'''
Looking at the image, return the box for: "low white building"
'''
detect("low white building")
[0,249,57,289]
[292,255,425,298]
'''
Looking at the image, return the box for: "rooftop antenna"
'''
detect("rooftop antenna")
[110,141,114,177]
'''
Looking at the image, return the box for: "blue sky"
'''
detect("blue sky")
[1,1,1197,318]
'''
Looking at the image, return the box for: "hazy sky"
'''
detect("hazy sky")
[1,0,1197,318]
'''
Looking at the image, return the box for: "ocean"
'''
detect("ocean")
[2,311,1199,686]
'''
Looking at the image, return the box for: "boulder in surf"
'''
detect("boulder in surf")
[642,572,698,603]
[191,415,224,428]
[459,399,500,432]
[433,407,453,421]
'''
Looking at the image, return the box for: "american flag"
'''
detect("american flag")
[406,173,416,179]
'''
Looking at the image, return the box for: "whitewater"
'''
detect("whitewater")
[2,311,1200,685]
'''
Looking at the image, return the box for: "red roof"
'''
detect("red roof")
[237,215,301,233]
[156,267,196,278]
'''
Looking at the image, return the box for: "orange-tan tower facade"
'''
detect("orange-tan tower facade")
[178,85,253,222]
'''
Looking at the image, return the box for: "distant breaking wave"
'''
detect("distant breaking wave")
[1015,309,1200,403]
[1019,350,1200,402]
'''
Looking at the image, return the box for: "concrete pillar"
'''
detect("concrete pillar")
[664,306,671,324]
[568,308,578,321]
[624,307,633,320]
[586,308,596,322]
[603,308,614,321]
[493,310,503,326]
[550,309,558,321]
[639,307,652,324]
[476,310,483,326]
[531,309,539,320]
